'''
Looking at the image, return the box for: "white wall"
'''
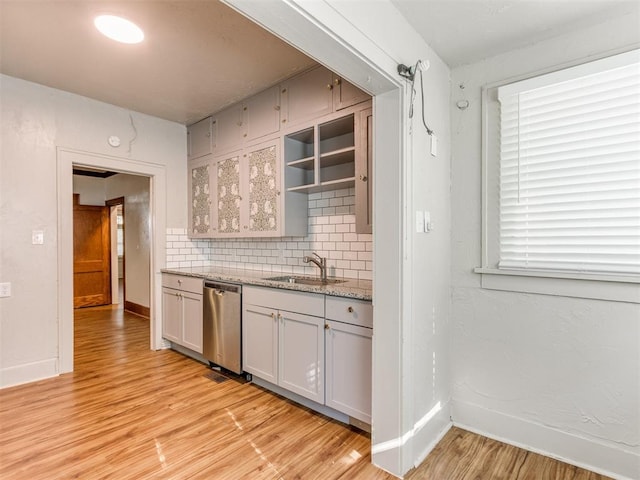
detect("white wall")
[73,175,105,206]
[450,14,640,479]
[106,174,151,309]
[0,75,185,387]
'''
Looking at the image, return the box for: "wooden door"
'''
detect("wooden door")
[73,195,111,308]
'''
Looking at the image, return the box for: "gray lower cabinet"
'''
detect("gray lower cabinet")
[242,286,325,403]
[324,296,373,424]
[242,285,373,424]
[161,274,203,353]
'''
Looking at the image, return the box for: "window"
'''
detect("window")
[479,49,640,301]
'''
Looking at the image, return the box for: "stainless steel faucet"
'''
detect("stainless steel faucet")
[303,252,327,282]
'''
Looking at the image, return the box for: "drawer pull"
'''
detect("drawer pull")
[347,306,354,313]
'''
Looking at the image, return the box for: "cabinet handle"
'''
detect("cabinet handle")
[282,119,287,123]
[243,106,247,111]
[359,175,368,182]
[243,225,248,230]
[274,105,280,111]
[334,78,341,86]
[347,306,354,313]
[271,313,275,319]
[325,324,330,330]
[282,88,287,94]
[243,134,247,137]
[327,84,333,90]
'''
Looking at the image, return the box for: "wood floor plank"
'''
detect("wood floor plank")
[0,304,612,479]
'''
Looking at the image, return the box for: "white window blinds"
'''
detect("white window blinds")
[498,50,640,275]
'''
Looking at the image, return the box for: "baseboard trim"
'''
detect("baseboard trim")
[124,301,150,318]
[411,401,453,470]
[1,358,58,389]
[452,400,638,480]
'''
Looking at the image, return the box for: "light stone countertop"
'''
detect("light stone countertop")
[161,266,372,301]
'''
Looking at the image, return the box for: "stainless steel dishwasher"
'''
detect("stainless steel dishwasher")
[203,281,242,374]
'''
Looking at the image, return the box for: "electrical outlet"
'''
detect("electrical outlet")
[0,282,11,298]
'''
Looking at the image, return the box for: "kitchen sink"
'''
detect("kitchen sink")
[264,275,347,286]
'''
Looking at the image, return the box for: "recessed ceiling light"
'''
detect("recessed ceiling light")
[94,15,144,44]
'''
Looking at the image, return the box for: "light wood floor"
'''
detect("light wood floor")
[0,304,610,479]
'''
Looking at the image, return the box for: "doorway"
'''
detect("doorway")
[106,197,125,308]
[59,149,168,374]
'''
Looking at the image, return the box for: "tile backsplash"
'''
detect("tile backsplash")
[166,189,372,280]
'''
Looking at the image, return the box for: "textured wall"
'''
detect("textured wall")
[449,14,640,478]
[0,75,185,387]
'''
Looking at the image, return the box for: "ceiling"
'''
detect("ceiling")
[392,0,640,67]
[1,1,638,125]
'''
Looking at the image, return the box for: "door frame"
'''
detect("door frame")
[106,196,125,306]
[57,148,167,373]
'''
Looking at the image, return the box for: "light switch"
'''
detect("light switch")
[424,211,432,232]
[0,282,11,298]
[32,230,44,245]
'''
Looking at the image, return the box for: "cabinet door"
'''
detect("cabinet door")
[246,138,281,236]
[162,287,181,344]
[215,151,243,235]
[181,291,203,354]
[188,155,215,238]
[244,86,280,143]
[278,311,324,403]
[325,320,372,424]
[355,107,373,234]
[281,66,333,127]
[187,117,212,160]
[243,304,278,384]
[333,76,370,111]
[213,104,245,154]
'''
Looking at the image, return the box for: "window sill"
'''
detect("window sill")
[474,267,640,304]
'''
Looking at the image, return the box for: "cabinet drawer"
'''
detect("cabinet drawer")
[162,274,203,295]
[243,286,324,317]
[325,296,372,328]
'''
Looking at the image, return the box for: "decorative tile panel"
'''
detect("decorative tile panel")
[217,155,241,233]
[191,163,210,235]
[248,145,278,233]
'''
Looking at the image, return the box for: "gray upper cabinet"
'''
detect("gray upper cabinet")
[281,66,370,130]
[244,86,281,143]
[187,116,213,160]
[212,104,245,155]
[186,65,372,238]
[281,66,334,128]
[355,106,373,234]
[188,155,215,238]
[332,75,370,112]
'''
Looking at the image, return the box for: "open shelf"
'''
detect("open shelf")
[320,146,355,168]
[286,177,356,194]
[287,156,315,170]
[284,112,357,195]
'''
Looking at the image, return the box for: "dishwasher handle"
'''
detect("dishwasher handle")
[204,281,241,295]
